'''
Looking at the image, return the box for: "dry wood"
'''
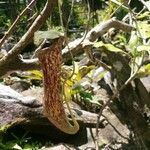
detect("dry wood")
[0,97,104,135]
[0,18,134,77]
[0,0,57,77]
[0,0,36,48]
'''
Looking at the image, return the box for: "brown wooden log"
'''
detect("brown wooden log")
[0,85,104,138]
[0,97,104,135]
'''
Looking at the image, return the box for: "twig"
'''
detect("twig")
[110,0,129,10]
[95,59,112,72]
[102,114,129,140]
[0,0,57,75]
[0,18,134,77]
[138,0,150,11]
[32,39,47,58]
[0,0,37,48]
[94,74,136,149]
[95,97,112,150]
[94,10,147,147]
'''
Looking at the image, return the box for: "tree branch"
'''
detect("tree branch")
[0,0,57,76]
[62,17,134,62]
[0,18,134,77]
[0,0,37,48]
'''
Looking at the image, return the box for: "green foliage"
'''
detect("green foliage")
[138,21,150,39]
[72,85,100,105]
[137,11,150,20]
[0,127,52,150]
[0,134,42,150]
[62,62,106,106]
[93,41,126,53]
[0,12,11,28]
[36,0,47,10]
[23,70,43,81]
[62,62,95,102]
[0,0,150,148]
[136,64,150,78]
[34,30,63,46]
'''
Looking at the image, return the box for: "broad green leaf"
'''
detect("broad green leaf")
[13,144,22,150]
[30,70,43,78]
[128,31,139,51]
[138,21,150,39]
[136,64,150,78]
[137,11,150,19]
[34,30,63,46]
[76,65,95,82]
[79,90,93,101]
[80,91,100,105]
[24,70,43,80]
[72,85,101,105]
[62,63,95,102]
[137,45,150,52]
[104,44,125,53]
[89,95,101,105]
[94,41,126,53]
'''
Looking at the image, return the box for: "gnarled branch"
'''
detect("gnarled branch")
[0,18,134,77]
[0,0,57,77]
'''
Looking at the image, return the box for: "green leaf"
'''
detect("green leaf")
[137,45,150,52]
[13,144,22,150]
[94,41,126,53]
[87,68,107,82]
[34,30,63,46]
[71,61,79,81]
[89,95,101,105]
[136,64,150,78]
[128,31,139,51]
[137,11,150,19]
[130,55,143,75]
[24,70,43,80]
[71,85,83,95]
[30,70,43,78]
[76,65,95,82]
[138,21,150,39]
[79,91,93,101]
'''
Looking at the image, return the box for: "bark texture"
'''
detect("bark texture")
[0,0,57,77]
[99,49,150,149]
